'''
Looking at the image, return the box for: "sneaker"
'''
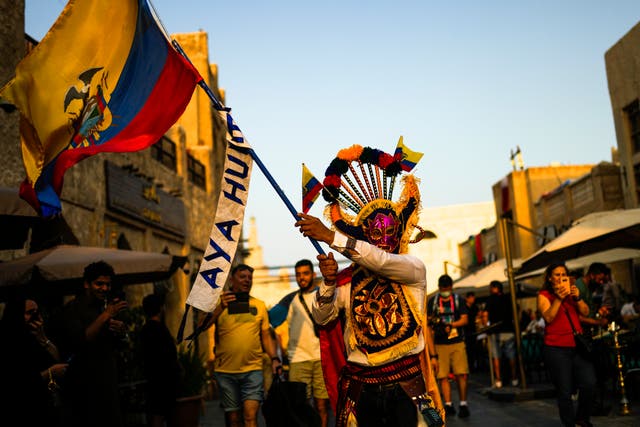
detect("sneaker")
[458,405,470,418]
[511,379,519,387]
[444,404,456,416]
[494,380,502,388]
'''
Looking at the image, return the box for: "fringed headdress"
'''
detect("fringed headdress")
[321,143,423,254]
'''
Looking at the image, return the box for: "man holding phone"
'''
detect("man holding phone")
[207,264,281,427]
[54,261,128,427]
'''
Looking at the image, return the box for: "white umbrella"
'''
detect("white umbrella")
[516,247,640,280]
[0,245,186,295]
[453,258,522,288]
[516,209,640,276]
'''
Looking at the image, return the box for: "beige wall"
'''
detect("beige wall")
[409,202,496,295]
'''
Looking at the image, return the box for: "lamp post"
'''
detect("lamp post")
[499,217,528,389]
[443,260,467,276]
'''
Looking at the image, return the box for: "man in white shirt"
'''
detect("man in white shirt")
[284,259,330,426]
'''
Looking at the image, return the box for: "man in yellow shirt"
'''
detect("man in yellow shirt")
[209,264,282,427]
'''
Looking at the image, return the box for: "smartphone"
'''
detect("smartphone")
[108,289,126,303]
[227,292,250,314]
[558,277,570,294]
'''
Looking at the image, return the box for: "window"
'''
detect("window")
[187,154,206,190]
[150,136,177,171]
[624,100,640,154]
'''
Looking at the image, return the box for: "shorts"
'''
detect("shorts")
[215,370,264,412]
[489,333,515,359]
[289,360,329,400]
[435,341,469,379]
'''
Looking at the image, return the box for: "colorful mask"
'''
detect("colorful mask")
[363,211,400,252]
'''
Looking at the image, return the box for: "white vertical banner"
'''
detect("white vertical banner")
[186,110,252,312]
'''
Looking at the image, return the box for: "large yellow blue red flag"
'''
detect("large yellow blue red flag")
[302,163,323,214]
[0,0,201,217]
[393,136,423,172]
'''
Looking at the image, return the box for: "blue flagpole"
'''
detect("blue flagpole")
[171,40,326,256]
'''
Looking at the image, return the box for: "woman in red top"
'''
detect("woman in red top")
[538,262,596,427]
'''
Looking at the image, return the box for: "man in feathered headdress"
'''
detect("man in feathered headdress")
[295,143,444,426]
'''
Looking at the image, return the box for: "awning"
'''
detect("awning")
[0,245,187,297]
[516,208,640,276]
[515,247,640,280]
[452,258,521,297]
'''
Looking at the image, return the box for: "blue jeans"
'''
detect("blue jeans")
[215,370,264,412]
[543,345,596,427]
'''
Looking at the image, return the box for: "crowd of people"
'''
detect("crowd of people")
[1,252,638,427]
[0,142,637,427]
[0,261,183,427]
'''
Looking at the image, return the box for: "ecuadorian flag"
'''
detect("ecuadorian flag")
[0,0,201,216]
[302,163,323,214]
[394,136,424,172]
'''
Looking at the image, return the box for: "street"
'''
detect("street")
[199,370,640,426]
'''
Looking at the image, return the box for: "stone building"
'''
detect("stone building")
[0,2,234,360]
[457,164,597,270]
[0,0,24,188]
[606,20,640,209]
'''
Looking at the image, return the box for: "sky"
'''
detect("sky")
[24,0,640,270]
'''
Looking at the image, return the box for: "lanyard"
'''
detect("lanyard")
[438,294,454,313]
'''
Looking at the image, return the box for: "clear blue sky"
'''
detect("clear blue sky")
[25,1,640,268]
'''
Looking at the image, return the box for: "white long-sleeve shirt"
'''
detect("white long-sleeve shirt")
[312,232,427,366]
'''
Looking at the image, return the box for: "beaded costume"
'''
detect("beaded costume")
[312,141,444,426]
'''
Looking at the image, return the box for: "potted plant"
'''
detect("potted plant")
[174,343,207,427]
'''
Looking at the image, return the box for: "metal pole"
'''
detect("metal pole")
[248,148,325,255]
[499,217,527,389]
[171,40,325,256]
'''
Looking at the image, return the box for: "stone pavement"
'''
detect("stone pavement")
[198,370,640,426]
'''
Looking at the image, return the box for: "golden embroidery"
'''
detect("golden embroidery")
[350,275,416,349]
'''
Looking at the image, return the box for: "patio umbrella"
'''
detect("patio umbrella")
[452,258,522,298]
[515,247,640,280]
[0,245,187,297]
[516,208,640,276]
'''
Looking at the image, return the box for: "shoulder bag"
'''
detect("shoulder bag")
[562,305,593,359]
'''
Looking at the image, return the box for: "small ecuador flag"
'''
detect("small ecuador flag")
[302,163,323,214]
[394,136,424,172]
